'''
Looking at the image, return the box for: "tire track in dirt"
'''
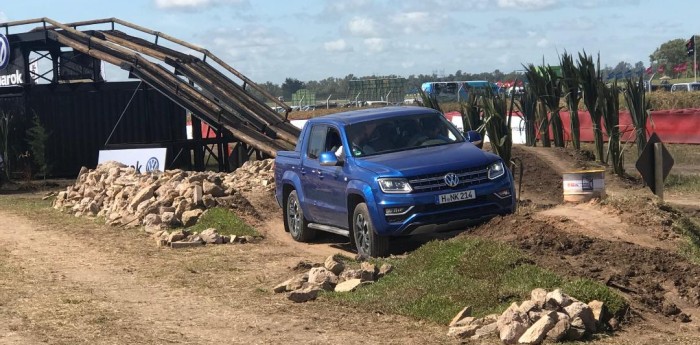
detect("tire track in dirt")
[0,208,452,345]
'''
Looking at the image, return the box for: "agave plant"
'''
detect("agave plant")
[419,89,442,113]
[623,75,652,158]
[560,52,582,150]
[515,85,538,146]
[598,80,624,175]
[578,52,605,163]
[478,92,513,164]
[523,64,551,147]
[459,92,482,132]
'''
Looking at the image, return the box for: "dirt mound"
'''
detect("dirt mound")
[469,207,700,320]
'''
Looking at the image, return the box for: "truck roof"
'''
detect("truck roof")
[310,106,440,125]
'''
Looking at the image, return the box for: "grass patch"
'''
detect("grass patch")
[186,207,259,237]
[328,237,626,324]
[673,216,700,264]
[665,174,700,193]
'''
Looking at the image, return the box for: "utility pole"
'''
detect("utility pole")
[694,34,697,82]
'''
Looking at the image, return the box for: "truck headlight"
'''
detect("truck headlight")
[378,178,413,193]
[488,161,505,180]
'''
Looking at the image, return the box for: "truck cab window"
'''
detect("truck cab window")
[306,125,328,159]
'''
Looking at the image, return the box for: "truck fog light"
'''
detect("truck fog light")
[384,206,413,215]
[494,189,511,199]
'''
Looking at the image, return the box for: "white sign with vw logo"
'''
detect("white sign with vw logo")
[98,148,167,173]
[0,34,9,71]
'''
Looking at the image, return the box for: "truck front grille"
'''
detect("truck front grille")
[408,166,489,193]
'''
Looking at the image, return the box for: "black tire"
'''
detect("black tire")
[353,203,389,257]
[284,190,315,242]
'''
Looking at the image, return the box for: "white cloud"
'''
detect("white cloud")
[348,17,377,37]
[401,61,416,68]
[325,0,371,13]
[363,38,385,53]
[497,0,558,10]
[536,38,549,47]
[488,39,510,49]
[0,11,7,23]
[324,39,352,52]
[154,0,246,10]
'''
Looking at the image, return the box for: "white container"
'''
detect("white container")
[562,170,606,203]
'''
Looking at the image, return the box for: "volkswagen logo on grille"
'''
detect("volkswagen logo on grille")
[444,173,459,187]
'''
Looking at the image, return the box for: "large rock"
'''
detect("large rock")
[308,267,338,288]
[564,301,596,333]
[200,228,222,244]
[324,255,345,275]
[517,310,557,344]
[181,209,203,227]
[203,181,226,197]
[500,321,528,345]
[545,289,572,310]
[128,184,157,211]
[588,300,608,327]
[447,324,480,339]
[334,279,363,292]
[360,262,377,282]
[339,269,362,282]
[449,306,473,327]
[288,285,321,303]
[530,288,548,308]
[546,318,570,342]
[497,303,527,330]
[471,322,498,340]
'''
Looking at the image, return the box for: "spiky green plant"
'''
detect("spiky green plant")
[623,75,652,158]
[560,52,582,150]
[541,65,565,147]
[515,85,538,146]
[26,114,52,179]
[523,64,551,147]
[419,89,443,113]
[598,81,624,175]
[578,52,605,163]
[459,92,482,132]
[478,92,513,164]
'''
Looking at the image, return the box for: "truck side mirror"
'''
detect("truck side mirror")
[465,130,483,149]
[319,152,342,166]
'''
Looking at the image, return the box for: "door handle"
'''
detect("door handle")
[318,171,324,179]
[300,167,306,175]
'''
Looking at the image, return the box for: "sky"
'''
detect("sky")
[1,0,698,85]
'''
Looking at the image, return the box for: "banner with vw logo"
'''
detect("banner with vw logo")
[0,34,9,70]
[98,148,167,173]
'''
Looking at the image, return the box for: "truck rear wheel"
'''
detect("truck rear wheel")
[285,190,315,242]
[353,203,389,257]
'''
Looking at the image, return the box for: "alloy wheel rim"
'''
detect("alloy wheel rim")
[355,213,369,254]
[288,197,300,237]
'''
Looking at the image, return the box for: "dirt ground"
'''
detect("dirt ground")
[1,144,699,344]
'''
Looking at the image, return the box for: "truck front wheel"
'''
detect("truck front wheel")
[285,190,315,242]
[353,203,389,257]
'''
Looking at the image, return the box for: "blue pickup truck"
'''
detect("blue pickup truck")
[274,106,516,257]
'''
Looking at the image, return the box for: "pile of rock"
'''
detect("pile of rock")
[447,288,615,344]
[273,255,394,303]
[151,227,262,248]
[52,159,274,231]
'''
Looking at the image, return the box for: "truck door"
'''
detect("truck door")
[300,124,327,221]
[302,125,349,228]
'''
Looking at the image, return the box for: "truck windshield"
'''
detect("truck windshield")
[346,113,465,157]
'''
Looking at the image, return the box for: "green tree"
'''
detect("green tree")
[26,114,51,179]
[281,78,305,100]
[649,38,688,73]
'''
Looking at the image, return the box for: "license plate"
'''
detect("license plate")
[437,190,476,204]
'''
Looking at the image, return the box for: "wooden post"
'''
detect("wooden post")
[654,142,664,200]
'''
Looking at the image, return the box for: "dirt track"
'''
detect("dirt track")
[0,203,451,345]
[1,144,699,344]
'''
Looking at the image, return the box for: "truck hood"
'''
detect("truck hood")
[353,142,500,177]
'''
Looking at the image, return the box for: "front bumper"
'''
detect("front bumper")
[372,175,515,236]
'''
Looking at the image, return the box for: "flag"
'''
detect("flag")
[645,66,653,74]
[687,35,695,57]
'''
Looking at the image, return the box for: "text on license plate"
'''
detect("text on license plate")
[437,190,476,204]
